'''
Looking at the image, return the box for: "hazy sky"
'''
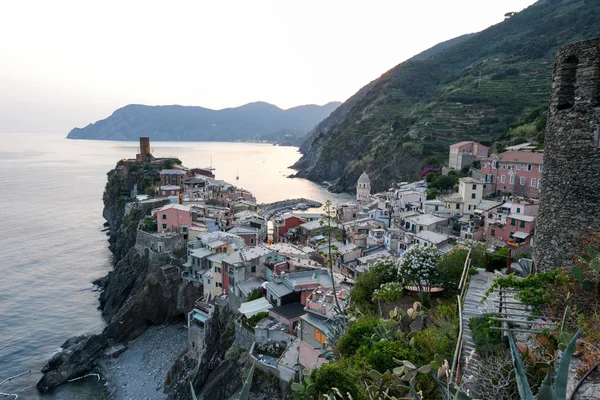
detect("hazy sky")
[0,0,538,134]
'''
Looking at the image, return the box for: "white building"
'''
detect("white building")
[356,172,371,204]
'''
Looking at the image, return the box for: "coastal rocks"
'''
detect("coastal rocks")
[37,334,107,393]
[165,301,240,400]
[99,250,149,322]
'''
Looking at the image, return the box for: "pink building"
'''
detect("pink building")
[486,213,535,246]
[481,151,543,198]
[155,203,192,233]
[448,141,489,170]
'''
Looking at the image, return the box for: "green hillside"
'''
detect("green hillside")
[293,0,600,193]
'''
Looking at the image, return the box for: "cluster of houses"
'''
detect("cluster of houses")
[130,137,543,386]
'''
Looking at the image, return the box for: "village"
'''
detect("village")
[120,132,547,385]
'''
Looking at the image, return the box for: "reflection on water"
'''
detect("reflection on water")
[0,133,351,399]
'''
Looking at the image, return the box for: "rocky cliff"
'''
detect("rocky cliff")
[37,162,202,393]
[293,0,600,193]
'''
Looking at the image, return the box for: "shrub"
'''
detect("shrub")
[356,339,423,373]
[372,282,404,303]
[487,248,509,271]
[313,363,359,399]
[338,317,379,358]
[351,259,399,312]
[246,289,264,302]
[469,313,503,354]
[247,312,269,327]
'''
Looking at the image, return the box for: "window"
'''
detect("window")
[556,55,578,110]
[251,265,256,273]
[162,214,167,220]
[502,165,506,170]
[511,219,516,226]
[250,238,255,244]
[491,229,496,237]
[471,193,476,199]
[520,220,525,228]
[423,242,428,247]
[456,204,460,210]
[435,206,439,211]
[214,266,221,273]
[162,224,167,229]
[510,175,515,184]
[501,175,506,183]
[216,282,223,288]
[539,165,543,172]
[510,232,515,239]
[531,178,536,187]
[516,207,521,213]
[527,164,532,171]
[314,328,327,344]
[520,177,525,185]
[472,184,477,190]
[182,227,187,232]
[516,164,521,171]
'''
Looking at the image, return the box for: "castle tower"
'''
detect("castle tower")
[356,172,371,204]
[533,38,600,272]
[136,137,152,161]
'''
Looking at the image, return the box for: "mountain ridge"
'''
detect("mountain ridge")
[293,0,600,193]
[66,101,341,142]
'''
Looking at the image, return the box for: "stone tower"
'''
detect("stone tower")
[356,172,371,204]
[136,137,152,161]
[533,38,600,272]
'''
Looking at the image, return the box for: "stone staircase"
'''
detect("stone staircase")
[460,270,500,361]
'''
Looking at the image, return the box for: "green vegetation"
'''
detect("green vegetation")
[247,312,269,328]
[299,0,600,192]
[246,289,264,302]
[468,314,503,354]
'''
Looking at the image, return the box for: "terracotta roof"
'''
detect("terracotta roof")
[495,151,543,164]
[449,141,475,148]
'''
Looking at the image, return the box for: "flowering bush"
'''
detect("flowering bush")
[398,245,441,302]
[420,167,440,179]
[372,282,404,303]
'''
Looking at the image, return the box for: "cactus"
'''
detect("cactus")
[291,368,316,400]
[507,327,582,400]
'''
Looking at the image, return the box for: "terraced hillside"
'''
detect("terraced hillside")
[293,0,600,193]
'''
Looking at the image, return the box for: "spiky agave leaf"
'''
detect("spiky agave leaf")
[507,327,535,400]
[553,328,582,399]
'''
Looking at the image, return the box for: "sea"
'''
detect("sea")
[0,133,352,399]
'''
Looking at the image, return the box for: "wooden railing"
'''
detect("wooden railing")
[450,248,472,383]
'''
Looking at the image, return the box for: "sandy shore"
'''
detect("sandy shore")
[98,323,187,400]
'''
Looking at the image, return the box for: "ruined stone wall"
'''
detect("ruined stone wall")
[534,38,600,271]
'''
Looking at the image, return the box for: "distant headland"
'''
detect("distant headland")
[66,102,341,145]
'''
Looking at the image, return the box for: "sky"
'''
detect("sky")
[0,0,538,134]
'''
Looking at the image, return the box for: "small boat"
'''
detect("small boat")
[236,169,239,180]
[91,285,101,292]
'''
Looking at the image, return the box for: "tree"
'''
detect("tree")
[398,245,441,304]
[318,200,346,332]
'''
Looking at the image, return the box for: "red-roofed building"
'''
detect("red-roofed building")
[481,151,544,198]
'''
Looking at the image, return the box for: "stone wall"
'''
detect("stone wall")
[135,229,185,256]
[534,38,600,272]
[233,322,255,351]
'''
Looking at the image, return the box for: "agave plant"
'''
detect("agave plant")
[508,327,582,399]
